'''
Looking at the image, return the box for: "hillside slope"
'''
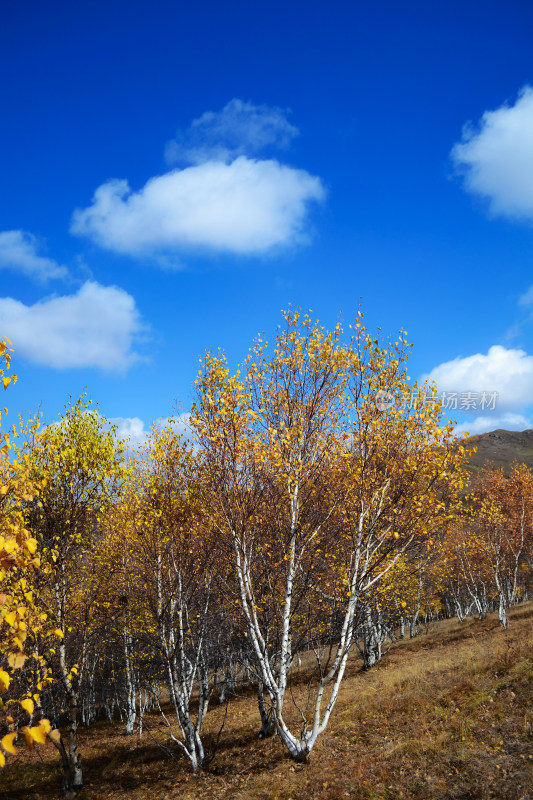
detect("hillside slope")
[465,428,533,474]
[2,605,532,800]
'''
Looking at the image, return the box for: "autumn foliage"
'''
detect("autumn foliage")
[1,313,533,797]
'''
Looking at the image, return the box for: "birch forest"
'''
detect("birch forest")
[1,312,532,799]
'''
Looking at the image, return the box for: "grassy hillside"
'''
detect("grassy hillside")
[1,605,532,800]
[465,428,533,475]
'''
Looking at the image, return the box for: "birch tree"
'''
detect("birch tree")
[468,464,533,627]
[128,426,221,771]
[27,396,125,798]
[192,310,468,762]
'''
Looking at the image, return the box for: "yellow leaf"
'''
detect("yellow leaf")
[49,729,61,744]
[21,727,34,750]
[24,539,38,556]
[8,652,26,669]
[53,628,64,639]
[0,750,5,768]
[1,732,17,754]
[0,670,10,693]
[4,611,17,627]
[38,719,51,734]
[20,698,34,716]
[28,725,47,744]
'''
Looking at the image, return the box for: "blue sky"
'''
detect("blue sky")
[2,0,533,441]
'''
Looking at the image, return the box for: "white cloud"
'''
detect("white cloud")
[0,280,145,371]
[71,157,325,257]
[110,416,146,442]
[110,413,191,449]
[165,98,299,165]
[423,345,533,411]
[519,284,533,306]
[453,412,533,436]
[451,85,533,221]
[0,230,68,281]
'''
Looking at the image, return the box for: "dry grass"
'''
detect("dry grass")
[1,605,532,800]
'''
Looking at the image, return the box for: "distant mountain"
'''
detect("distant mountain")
[463,429,533,475]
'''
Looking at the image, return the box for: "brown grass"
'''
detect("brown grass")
[1,605,532,800]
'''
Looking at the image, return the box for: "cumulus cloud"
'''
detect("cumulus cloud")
[423,345,533,412]
[453,412,533,437]
[0,230,68,281]
[451,86,533,221]
[0,280,145,371]
[165,98,299,165]
[72,100,324,259]
[71,157,325,256]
